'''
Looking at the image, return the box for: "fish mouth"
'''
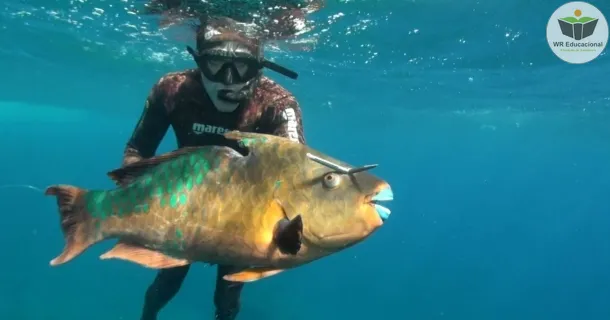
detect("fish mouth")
[368,185,393,222]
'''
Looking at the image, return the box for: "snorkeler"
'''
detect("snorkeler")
[121,16,306,320]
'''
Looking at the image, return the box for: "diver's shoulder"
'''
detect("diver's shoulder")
[152,68,200,94]
[254,76,298,107]
[257,76,291,93]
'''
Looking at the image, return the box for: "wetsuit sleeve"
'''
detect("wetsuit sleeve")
[122,84,170,166]
[263,96,306,144]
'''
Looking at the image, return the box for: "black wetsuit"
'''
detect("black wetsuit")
[122,68,306,320]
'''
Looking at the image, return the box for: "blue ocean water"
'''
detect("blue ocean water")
[1,0,609,319]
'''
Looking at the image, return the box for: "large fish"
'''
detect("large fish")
[45,131,393,282]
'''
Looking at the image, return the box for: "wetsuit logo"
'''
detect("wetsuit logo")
[192,123,230,135]
[281,108,300,142]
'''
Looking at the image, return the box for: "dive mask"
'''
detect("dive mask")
[186,44,298,84]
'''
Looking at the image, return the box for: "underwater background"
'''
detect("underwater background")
[1,0,609,319]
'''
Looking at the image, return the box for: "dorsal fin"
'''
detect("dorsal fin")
[108,147,205,187]
[224,131,277,150]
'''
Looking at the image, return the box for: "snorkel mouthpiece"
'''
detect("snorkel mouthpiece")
[218,89,247,102]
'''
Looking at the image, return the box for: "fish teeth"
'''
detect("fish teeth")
[374,203,391,221]
[372,186,393,202]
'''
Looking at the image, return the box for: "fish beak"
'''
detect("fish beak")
[370,185,393,222]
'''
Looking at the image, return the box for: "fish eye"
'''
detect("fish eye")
[322,172,341,189]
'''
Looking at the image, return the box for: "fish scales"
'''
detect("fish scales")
[81,145,283,266]
[84,148,232,257]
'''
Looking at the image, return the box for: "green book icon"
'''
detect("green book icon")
[558,16,599,40]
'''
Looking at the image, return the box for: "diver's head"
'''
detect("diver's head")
[187,16,299,112]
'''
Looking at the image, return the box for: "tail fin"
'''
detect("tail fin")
[45,185,95,266]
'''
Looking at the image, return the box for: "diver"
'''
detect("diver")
[120,15,306,320]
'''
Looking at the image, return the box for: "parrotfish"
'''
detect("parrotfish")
[45,131,393,282]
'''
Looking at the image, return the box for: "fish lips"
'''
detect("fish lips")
[369,186,393,222]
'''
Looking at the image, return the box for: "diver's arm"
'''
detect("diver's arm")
[265,96,306,144]
[122,84,170,166]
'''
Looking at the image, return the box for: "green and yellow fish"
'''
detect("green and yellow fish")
[45,131,393,282]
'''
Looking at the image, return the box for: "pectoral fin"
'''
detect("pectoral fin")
[223,267,285,282]
[273,214,303,255]
[100,240,191,269]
